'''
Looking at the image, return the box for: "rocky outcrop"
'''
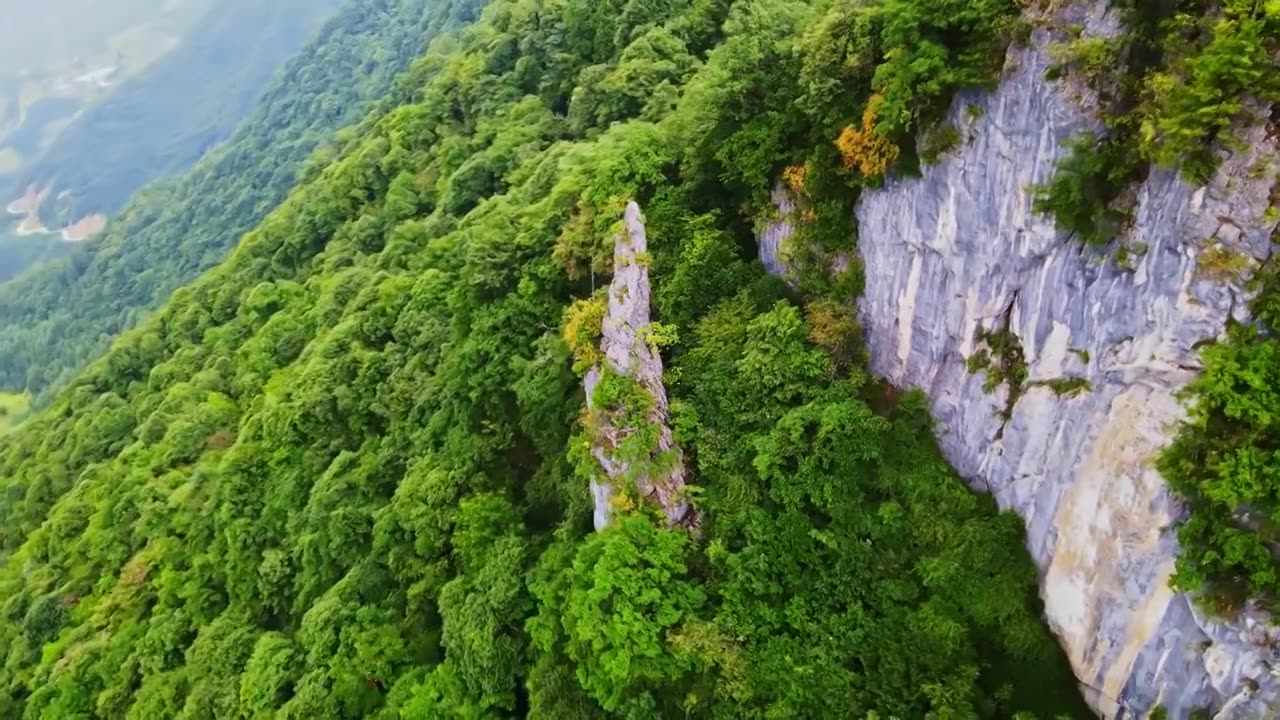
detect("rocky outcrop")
[584,201,697,531]
[759,6,1279,718]
[757,188,794,277]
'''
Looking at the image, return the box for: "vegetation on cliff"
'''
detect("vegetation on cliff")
[1025,0,1280,615]
[1034,0,1280,246]
[0,0,1091,717]
[1162,268,1280,610]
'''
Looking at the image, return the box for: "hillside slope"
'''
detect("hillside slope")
[0,0,1092,718]
[0,0,486,399]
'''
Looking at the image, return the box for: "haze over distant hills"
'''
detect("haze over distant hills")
[0,0,486,399]
[0,0,341,279]
[0,0,213,185]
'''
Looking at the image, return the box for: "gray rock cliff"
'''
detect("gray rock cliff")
[760,7,1279,718]
[585,201,697,531]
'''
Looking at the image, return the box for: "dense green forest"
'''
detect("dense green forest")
[4,0,345,228]
[0,0,487,401]
[0,0,1097,717]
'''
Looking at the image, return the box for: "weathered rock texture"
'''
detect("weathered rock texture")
[585,201,697,531]
[757,188,794,278]
[760,6,1280,719]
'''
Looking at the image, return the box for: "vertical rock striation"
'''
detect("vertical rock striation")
[757,188,795,278]
[761,7,1279,718]
[585,201,697,531]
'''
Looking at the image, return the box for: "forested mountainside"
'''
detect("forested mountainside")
[0,0,486,401]
[0,0,1276,718]
[0,0,1097,717]
[2,0,345,234]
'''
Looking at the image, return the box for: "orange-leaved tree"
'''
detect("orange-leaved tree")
[836,93,900,179]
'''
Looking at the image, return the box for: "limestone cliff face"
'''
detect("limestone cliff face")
[761,7,1279,719]
[585,201,697,531]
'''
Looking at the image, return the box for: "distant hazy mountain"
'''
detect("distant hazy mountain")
[0,0,213,184]
[0,0,486,397]
[0,0,341,277]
